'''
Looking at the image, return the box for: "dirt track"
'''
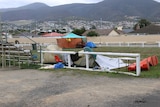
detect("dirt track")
[8,35,160,44]
[0,69,160,107]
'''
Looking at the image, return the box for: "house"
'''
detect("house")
[83,29,124,36]
[15,32,39,38]
[130,24,160,35]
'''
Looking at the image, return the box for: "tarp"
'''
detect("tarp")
[85,42,97,48]
[84,47,96,59]
[95,55,127,70]
[62,33,85,38]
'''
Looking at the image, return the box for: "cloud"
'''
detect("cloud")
[154,0,160,2]
[0,0,29,8]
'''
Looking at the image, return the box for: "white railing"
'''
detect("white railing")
[15,41,160,48]
[95,42,160,47]
[39,50,141,76]
[15,43,31,47]
[15,43,52,47]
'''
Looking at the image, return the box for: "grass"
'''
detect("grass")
[24,47,160,78]
[94,47,160,78]
[20,63,41,69]
[64,47,160,78]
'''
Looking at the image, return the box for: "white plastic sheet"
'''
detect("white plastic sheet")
[95,55,128,70]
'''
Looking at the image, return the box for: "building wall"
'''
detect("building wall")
[108,30,119,36]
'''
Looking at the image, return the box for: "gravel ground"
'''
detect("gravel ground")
[0,68,160,107]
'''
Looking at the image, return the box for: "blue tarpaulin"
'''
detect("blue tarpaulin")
[54,62,64,69]
[85,42,97,48]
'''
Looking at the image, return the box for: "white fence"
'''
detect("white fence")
[15,43,52,47]
[15,41,160,49]
[95,42,160,47]
[14,43,54,50]
[39,50,141,76]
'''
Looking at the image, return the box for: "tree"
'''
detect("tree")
[133,19,151,30]
[90,25,96,29]
[72,27,86,35]
[87,31,99,37]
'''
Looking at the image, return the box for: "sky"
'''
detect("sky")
[0,0,103,8]
[0,0,160,9]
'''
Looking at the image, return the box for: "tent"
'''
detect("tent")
[62,33,85,38]
[57,33,86,48]
[43,45,62,63]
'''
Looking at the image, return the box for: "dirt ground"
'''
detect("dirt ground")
[0,68,160,107]
[8,35,160,44]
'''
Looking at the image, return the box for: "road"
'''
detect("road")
[0,68,160,107]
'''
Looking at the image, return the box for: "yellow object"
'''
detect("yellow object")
[66,38,71,42]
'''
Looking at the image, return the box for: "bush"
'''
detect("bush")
[87,31,99,37]
[72,27,86,35]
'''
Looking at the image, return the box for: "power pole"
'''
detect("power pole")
[100,18,102,29]
[0,12,4,68]
[0,12,2,41]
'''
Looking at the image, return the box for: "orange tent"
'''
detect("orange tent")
[57,33,86,48]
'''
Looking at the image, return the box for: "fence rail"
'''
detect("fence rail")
[15,41,160,49]
[95,42,160,47]
[39,50,141,76]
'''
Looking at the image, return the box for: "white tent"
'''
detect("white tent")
[43,45,62,63]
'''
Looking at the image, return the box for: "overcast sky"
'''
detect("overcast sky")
[0,0,160,8]
[0,0,103,8]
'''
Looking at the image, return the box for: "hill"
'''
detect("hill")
[1,0,160,21]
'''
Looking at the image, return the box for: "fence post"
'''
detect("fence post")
[40,51,43,66]
[106,42,108,46]
[136,54,141,76]
[67,54,72,68]
[119,42,122,47]
[127,42,130,47]
[85,54,89,69]
[158,42,160,47]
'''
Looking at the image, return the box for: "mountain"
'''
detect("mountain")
[1,0,160,21]
[0,2,49,12]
